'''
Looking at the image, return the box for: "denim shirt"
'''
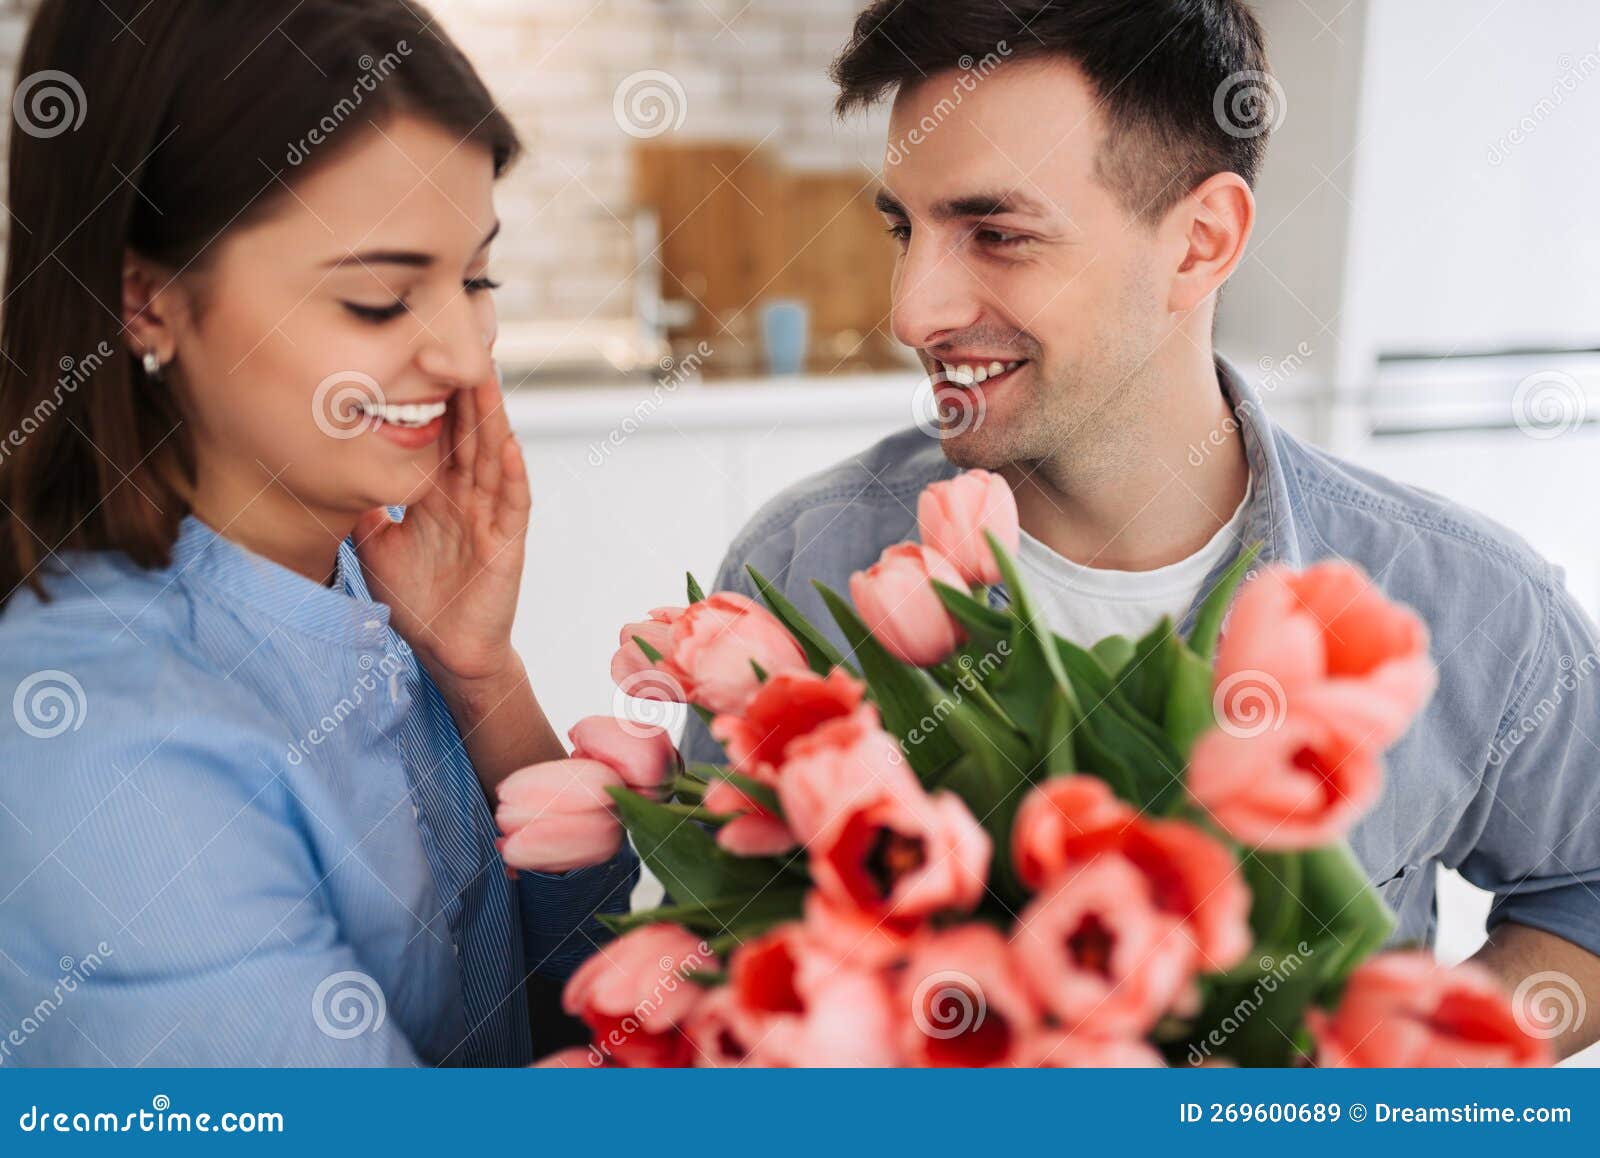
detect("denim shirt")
[684,357,1600,959]
[0,517,637,1067]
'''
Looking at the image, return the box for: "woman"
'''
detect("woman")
[0,0,636,1066]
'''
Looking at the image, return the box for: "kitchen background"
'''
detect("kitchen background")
[3,0,1598,1059]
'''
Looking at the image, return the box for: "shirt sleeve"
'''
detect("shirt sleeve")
[0,693,421,1067]
[1458,576,1600,959]
[516,847,640,981]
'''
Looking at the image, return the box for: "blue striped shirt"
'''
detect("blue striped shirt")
[0,516,637,1067]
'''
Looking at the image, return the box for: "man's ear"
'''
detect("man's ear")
[122,254,182,364]
[1164,172,1255,314]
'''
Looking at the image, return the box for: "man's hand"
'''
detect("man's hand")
[1471,921,1600,1060]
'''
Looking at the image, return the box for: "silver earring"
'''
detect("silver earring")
[142,350,163,378]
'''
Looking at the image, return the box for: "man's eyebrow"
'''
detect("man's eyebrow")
[873,188,907,217]
[933,191,1052,220]
[321,219,502,269]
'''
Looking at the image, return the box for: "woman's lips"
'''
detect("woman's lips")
[358,398,450,449]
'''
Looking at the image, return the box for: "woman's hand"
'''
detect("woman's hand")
[355,370,564,792]
[355,369,529,684]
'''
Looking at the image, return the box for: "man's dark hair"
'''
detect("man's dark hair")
[831,0,1274,224]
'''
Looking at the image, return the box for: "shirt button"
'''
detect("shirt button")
[388,672,402,702]
[363,618,381,633]
[412,803,420,821]
[452,943,460,957]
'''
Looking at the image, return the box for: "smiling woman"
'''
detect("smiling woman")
[0,0,637,1067]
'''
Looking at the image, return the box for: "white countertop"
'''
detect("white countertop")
[503,371,924,436]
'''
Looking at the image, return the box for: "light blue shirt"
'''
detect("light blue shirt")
[0,517,637,1067]
[684,356,1600,960]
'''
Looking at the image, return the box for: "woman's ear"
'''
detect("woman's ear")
[1164,172,1255,315]
[121,255,180,364]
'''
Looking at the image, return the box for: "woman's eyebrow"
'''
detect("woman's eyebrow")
[321,219,502,269]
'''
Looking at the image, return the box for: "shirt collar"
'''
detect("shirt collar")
[169,515,392,647]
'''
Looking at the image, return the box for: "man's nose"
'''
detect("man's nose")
[890,234,983,353]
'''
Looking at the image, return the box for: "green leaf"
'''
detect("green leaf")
[1118,617,1179,722]
[631,633,664,664]
[1296,842,1397,992]
[746,564,857,677]
[1054,637,1188,811]
[1038,685,1079,776]
[1164,643,1217,760]
[1090,635,1136,676]
[686,571,707,604]
[608,786,789,907]
[813,582,963,780]
[1187,543,1261,660]
[931,580,1013,639]
[597,887,807,939]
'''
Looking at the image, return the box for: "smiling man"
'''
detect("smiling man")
[682,0,1600,1056]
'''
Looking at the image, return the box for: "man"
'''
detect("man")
[682,0,1600,1057]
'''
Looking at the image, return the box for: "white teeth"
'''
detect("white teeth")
[358,400,448,427]
[937,359,1024,387]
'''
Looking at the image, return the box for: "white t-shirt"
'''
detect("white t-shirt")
[1014,479,1251,646]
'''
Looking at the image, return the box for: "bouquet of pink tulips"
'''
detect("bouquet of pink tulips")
[500,470,1550,1068]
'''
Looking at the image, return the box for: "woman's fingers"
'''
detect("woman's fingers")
[449,378,480,478]
[493,433,532,540]
[473,373,509,498]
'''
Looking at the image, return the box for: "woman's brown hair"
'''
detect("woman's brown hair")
[0,0,519,608]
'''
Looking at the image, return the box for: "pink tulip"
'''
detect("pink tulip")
[609,606,687,699]
[1216,562,1435,749]
[1188,710,1381,850]
[495,758,625,874]
[778,713,988,934]
[562,924,714,1068]
[702,775,798,856]
[899,925,1040,1067]
[917,469,1020,587]
[801,890,915,971]
[1015,1031,1167,1068]
[667,592,807,715]
[716,923,900,1067]
[849,543,967,666]
[1306,951,1549,1068]
[567,715,677,796]
[1012,775,1251,972]
[774,704,918,844]
[1012,855,1195,1036]
[681,986,757,1068]
[711,667,865,784]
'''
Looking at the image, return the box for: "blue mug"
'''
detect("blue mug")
[760,299,810,376]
